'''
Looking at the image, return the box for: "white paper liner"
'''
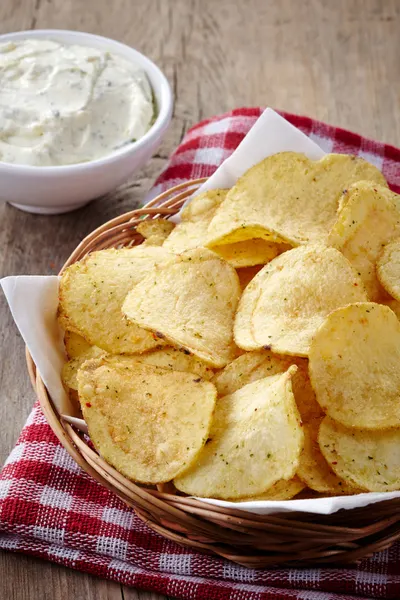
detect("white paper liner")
[2,108,399,515]
[1,275,74,415]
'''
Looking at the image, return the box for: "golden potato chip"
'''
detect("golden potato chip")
[377,238,400,300]
[234,244,367,356]
[291,362,324,424]
[64,345,214,392]
[64,330,92,359]
[232,477,305,502]
[212,239,289,268]
[78,356,216,484]
[59,246,173,354]
[236,266,263,290]
[212,351,322,423]
[62,346,106,390]
[297,419,358,494]
[206,152,387,248]
[174,367,303,499]
[181,189,229,222]
[134,346,215,380]
[165,190,284,267]
[136,218,175,246]
[384,298,400,320]
[212,350,294,396]
[163,189,228,254]
[309,302,400,429]
[319,417,400,492]
[123,248,241,368]
[137,218,175,240]
[328,182,400,301]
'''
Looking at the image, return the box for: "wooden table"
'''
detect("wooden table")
[1,0,399,598]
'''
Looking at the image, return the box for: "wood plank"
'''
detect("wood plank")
[0,553,170,599]
[0,552,124,600]
[1,0,400,598]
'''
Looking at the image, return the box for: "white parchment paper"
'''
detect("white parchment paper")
[2,108,399,514]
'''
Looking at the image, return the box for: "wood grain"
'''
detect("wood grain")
[1,0,399,597]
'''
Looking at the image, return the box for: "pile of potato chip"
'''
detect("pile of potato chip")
[59,151,400,501]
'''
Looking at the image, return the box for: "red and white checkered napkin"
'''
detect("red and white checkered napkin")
[1,109,400,600]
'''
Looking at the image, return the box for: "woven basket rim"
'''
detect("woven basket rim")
[26,178,400,567]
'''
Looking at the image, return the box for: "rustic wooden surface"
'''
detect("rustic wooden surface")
[1,0,399,598]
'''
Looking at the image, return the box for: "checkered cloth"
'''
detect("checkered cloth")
[1,109,400,600]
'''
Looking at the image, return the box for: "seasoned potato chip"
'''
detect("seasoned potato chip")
[319,417,400,492]
[78,357,217,484]
[377,238,400,300]
[136,218,175,246]
[64,345,214,392]
[181,189,229,222]
[297,420,358,494]
[174,367,303,499]
[309,302,400,429]
[212,350,295,396]
[137,218,175,240]
[206,152,387,248]
[123,248,241,368]
[59,246,173,354]
[236,266,263,290]
[64,330,93,359]
[62,346,106,390]
[232,477,305,502]
[134,346,215,380]
[328,182,400,300]
[163,189,228,253]
[234,244,367,356]
[212,351,322,422]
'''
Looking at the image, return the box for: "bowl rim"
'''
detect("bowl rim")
[0,29,173,173]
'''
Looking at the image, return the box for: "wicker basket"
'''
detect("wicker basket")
[27,179,400,568]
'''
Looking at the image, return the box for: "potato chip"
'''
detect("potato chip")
[232,477,305,502]
[181,189,229,222]
[174,367,303,499]
[134,346,215,380]
[212,351,322,422]
[136,218,175,246]
[62,346,106,390]
[163,189,228,254]
[291,362,324,423]
[309,302,400,429]
[236,266,263,290]
[212,239,289,268]
[297,419,358,494]
[212,350,294,396]
[319,417,400,492]
[328,182,400,301]
[165,190,284,267]
[59,246,173,354]
[78,356,216,484]
[206,152,387,248]
[384,298,400,320]
[234,244,367,356]
[64,345,215,392]
[123,248,241,368]
[377,238,400,301]
[64,330,92,359]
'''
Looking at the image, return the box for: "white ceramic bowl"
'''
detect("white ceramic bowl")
[0,30,173,214]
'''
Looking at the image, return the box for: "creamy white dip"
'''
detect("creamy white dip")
[0,39,155,166]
